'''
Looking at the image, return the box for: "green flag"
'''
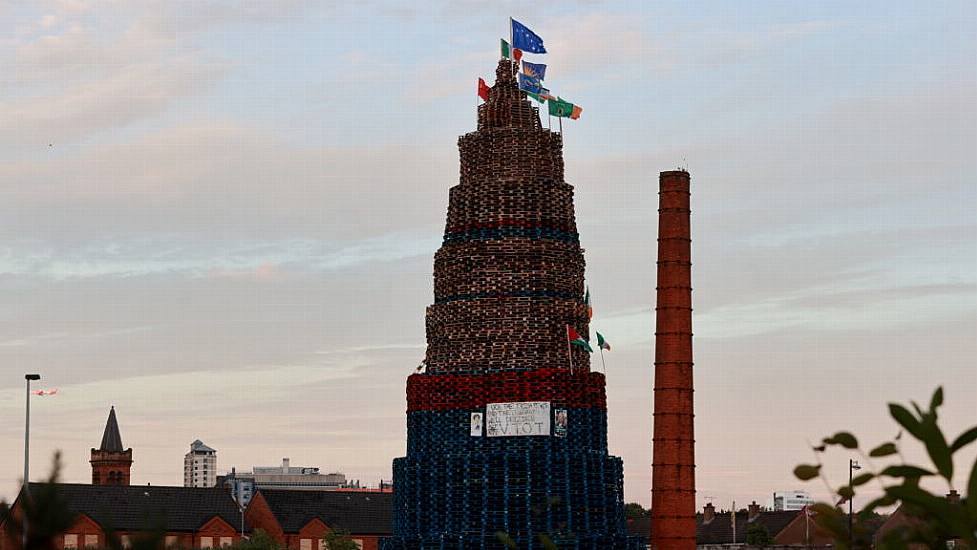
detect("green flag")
[548,97,575,118]
[501,39,511,59]
[596,332,611,351]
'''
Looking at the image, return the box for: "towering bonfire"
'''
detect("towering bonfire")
[650,170,696,549]
[383,60,643,550]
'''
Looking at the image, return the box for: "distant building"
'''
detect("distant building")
[90,407,132,486]
[627,502,812,547]
[184,440,217,488]
[772,490,814,511]
[218,458,353,506]
[245,489,391,550]
[874,490,964,548]
[0,483,248,550]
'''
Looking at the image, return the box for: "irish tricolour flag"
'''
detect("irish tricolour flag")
[566,326,593,353]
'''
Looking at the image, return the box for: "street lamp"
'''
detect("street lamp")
[24,373,40,550]
[849,459,861,549]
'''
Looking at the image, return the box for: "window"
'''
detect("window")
[120,535,131,549]
[199,537,213,549]
[300,539,312,550]
[165,536,178,548]
[64,534,78,549]
[86,535,99,548]
[219,538,232,547]
[352,540,363,550]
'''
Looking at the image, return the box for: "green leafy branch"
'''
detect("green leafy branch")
[793,387,977,549]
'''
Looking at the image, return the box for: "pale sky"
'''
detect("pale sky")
[1,1,975,511]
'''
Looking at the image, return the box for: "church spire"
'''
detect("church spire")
[99,406,124,452]
[91,406,132,485]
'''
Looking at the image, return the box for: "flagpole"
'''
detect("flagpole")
[566,332,573,375]
[509,17,515,77]
[598,347,606,374]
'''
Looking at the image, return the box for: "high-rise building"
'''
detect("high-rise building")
[773,490,814,511]
[382,59,643,549]
[218,458,352,506]
[90,406,132,486]
[183,439,217,488]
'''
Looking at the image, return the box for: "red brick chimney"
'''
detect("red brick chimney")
[748,501,761,521]
[703,503,715,523]
[650,170,696,549]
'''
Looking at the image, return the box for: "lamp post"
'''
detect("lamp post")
[23,373,40,550]
[849,459,861,549]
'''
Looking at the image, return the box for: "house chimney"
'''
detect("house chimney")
[650,169,696,549]
[947,489,961,504]
[282,457,290,470]
[748,501,761,521]
[703,503,715,523]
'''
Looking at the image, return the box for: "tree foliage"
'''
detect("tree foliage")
[623,502,648,520]
[321,530,360,550]
[0,452,76,550]
[794,387,977,549]
[229,530,281,550]
[745,523,772,547]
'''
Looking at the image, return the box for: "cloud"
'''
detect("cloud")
[0,58,226,146]
[0,3,233,148]
[0,232,440,280]
[0,121,454,243]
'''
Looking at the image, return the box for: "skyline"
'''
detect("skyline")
[1,0,975,511]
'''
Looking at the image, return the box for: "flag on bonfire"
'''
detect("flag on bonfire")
[478,77,490,101]
[585,286,593,319]
[522,60,546,80]
[511,18,547,53]
[567,326,593,352]
[596,332,610,351]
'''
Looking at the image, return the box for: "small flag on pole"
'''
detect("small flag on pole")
[511,18,547,53]
[478,78,490,101]
[522,61,546,80]
[585,286,593,320]
[501,39,511,59]
[596,332,610,351]
[517,73,543,94]
[513,48,523,62]
[548,97,579,118]
[567,326,593,353]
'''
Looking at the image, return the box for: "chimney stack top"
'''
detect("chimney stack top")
[703,502,715,523]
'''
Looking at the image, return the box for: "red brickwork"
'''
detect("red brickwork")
[90,449,132,486]
[0,504,242,550]
[650,170,696,549]
[245,492,382,550]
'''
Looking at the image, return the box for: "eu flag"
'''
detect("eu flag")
[522,61,547,80]
[511,19,546,54]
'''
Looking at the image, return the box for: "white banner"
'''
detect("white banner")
[486,401,551,437]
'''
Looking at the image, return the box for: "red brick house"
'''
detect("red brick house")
[245,490,391,550]
[0,483,248,550]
